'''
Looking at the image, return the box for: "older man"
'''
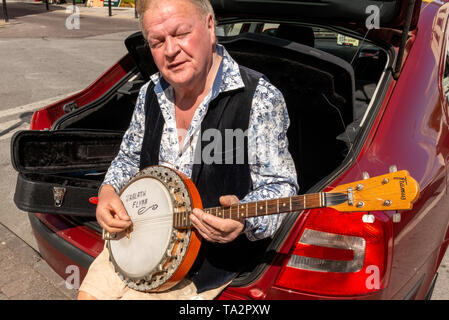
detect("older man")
[77,0,298,300]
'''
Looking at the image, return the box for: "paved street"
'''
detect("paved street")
[0,1,139,300]
[0,1,448,301]
[0,1,139,111]
[0,223,77,299]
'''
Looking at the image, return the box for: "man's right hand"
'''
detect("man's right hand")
[96,185,132,233]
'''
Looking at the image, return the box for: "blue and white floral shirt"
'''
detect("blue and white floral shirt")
[103,45,299,241]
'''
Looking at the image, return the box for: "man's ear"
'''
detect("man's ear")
[206,13,216,45]
[206,12,214,30]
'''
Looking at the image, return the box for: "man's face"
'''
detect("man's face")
[143,0,215,90]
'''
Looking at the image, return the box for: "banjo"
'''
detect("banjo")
[101,165,420,292]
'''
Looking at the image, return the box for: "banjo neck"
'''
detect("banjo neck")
[173,192,346,228]
[172,169,421,229]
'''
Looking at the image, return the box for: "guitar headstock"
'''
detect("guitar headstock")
[326,170,420,212]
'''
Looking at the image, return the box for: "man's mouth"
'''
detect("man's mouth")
[167,61,186,70]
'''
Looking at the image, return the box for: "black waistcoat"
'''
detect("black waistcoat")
[139,66,264,293]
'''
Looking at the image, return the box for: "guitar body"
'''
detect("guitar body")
[107,165,202,292]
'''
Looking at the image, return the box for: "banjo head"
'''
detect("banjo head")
[107,165,197,292]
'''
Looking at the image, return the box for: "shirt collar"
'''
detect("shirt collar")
[150,44,245,97]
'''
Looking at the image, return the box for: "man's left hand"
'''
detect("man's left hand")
[190,195,244,243]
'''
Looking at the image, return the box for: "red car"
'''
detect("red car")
[11,0,449,299]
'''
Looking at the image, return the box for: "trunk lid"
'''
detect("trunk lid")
[211,0,422,33]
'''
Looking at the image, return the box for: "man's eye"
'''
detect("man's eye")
[150,41,163,49]
[177,32,190,38]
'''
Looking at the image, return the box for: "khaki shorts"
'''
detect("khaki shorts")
[79,246,230,300]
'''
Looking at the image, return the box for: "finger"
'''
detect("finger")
[199,213,228,234]
[97,207,131,231]
[192,208,224,236]
[199,212,245,243]
[101,224,129,234]
[193,207,231,233]
[191,209,213,233]
[190,214,214,242]
[98,218,130,234]
[191,213,238,244]
[191,208,227,241]
[97,215,126,234]
[219,195,240,206]
[109,198,130,221]
[97,186,130,222]
[192,208,212,224]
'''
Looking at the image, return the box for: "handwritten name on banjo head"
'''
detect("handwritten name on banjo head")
[104,165,420,293]
[123,190,159,214]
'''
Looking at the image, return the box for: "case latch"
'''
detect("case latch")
[53,187,66,207]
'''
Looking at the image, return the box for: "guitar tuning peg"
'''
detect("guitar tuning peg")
[389,165,398,173]
[362,172,370,180]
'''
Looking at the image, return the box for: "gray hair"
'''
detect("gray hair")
[136,0,216,40]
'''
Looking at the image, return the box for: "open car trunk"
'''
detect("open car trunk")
[12,29,391,283]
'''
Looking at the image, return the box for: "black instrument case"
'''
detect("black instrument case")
[11,130,123,217]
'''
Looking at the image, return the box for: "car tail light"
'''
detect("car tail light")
[287,229,366,273]
[275,207,393,296]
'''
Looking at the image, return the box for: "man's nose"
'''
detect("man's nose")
[164,36,181,58]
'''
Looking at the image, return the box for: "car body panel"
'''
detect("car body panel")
[35,213,104,257]
[29,213,91,283]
